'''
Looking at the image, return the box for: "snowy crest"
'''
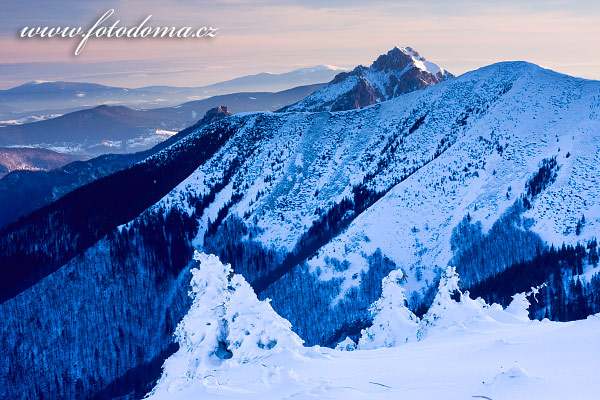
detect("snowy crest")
[150,252,304,395]
[358,269,419,349]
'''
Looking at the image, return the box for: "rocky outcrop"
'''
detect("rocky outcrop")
[197,106,232,125]
[284,46,454,112]
[330,78,378,111]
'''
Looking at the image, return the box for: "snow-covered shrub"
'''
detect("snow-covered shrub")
[417,266,495,339]
[335,337,357,351]
[505,292,532,320]
[149,252,304,395]
[355,266,542,350]
[358,269,419,349]
[505,284,546,320]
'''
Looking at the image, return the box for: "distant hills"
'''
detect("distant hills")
[0,65,345,120]
[0,147,74,178]
[0,83,325,157]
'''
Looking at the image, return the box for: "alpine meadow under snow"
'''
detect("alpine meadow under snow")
[1,46,600,399]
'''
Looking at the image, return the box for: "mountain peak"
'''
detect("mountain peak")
[26,80,54,85]
[371,46,416,71]
[283,46,453,112]
[371,46,447,77]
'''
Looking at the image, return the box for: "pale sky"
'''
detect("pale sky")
[0,0,599,89]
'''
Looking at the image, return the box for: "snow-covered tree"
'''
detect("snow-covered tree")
[417,266,491,339]
[149,252,304,395]
[506,284,546,320]
[335,336,357,351]
[224,273,304,363]
[357,269,419,349]
[505,292,531,320]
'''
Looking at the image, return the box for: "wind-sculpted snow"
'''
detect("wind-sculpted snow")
[147,260,600,400]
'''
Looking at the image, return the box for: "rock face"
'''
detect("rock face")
[198,106,232,124]
[283,46,454,112]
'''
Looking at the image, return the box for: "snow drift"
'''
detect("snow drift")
[148,258,600,399]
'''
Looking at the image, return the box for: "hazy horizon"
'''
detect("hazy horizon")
[1,0,599,89]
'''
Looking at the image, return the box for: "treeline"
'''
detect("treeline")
[451,200,546,285]
[451,155,566,285]
[525,156,558,199]
[209,108,461,296]
[202,195,399,346]
[250,183,386,293]
[468,240,600,321]
[204,216,284,283]
[260,248,398,346]
[110,205,197,280]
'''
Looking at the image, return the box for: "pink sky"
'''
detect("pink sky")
[1,0,599,88]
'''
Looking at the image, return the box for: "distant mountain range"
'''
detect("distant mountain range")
[0,65,345,120]
[0,106,232,229]
[0,83,325,157]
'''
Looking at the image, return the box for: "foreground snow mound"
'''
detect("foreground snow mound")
[358,269,419,349]
[147,257,600,399]
[148,252,304,397]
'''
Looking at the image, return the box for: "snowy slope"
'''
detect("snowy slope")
[302,62,600,303]
[154,61,600,315]
[283,47,453,112]
[149,314,600,400]
[147,254,600,400]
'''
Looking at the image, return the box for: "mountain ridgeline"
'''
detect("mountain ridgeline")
[1,48,600,399]
[0,106,232,230]
[0,66,340,118]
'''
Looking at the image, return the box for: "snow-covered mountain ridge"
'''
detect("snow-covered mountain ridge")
[153,60,599,313]
[2,57,600,399]
[283,46,453,112]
